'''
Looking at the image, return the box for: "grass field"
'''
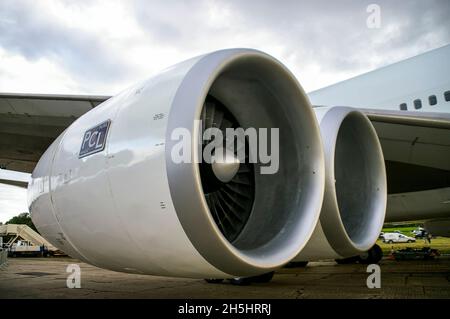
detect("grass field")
[382,226,418,235]
[377,237,450,255]
[379,225,450,255]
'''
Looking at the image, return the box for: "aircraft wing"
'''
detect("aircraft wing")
[364,109,450,174]
[0,93,110,174]
[362,109,450,222]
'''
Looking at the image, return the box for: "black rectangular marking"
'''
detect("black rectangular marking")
[79,120,111,158]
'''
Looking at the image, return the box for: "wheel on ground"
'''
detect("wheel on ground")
[250,271,274,283]
[407,240,413,243]
[204,279,224,284]
[359,244,383,264]
[388,240,393,244]
[284,261,308,268]
[335,256,359,264]
[229,277,253,286]
[228,271,275,285]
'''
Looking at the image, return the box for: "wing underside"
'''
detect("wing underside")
[364,109,450,222]
[0,93,109,173]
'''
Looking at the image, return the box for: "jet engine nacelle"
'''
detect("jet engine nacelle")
[28,49,325,278]
[294,107,387,261]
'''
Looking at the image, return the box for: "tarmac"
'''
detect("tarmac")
[0,257,449,298]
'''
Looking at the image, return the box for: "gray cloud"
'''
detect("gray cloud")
[219,0,450,72]
[0,1,136,91]
[132,0,450,80]
[0,0,449,91]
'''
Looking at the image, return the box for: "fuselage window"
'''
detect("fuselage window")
[399,103,407,110]
[429,95,437,106]
[414,99,422,109]
[445,91,450,102]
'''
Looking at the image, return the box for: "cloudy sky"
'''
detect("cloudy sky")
[0,0,449,223]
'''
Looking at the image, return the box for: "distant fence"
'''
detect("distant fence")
[0,249,7,266]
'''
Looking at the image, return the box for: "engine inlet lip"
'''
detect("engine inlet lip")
[165,48,325,276]
[318,107,387,256]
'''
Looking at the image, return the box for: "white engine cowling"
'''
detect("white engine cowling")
[28,49,325,278]
[294,107,387,261]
